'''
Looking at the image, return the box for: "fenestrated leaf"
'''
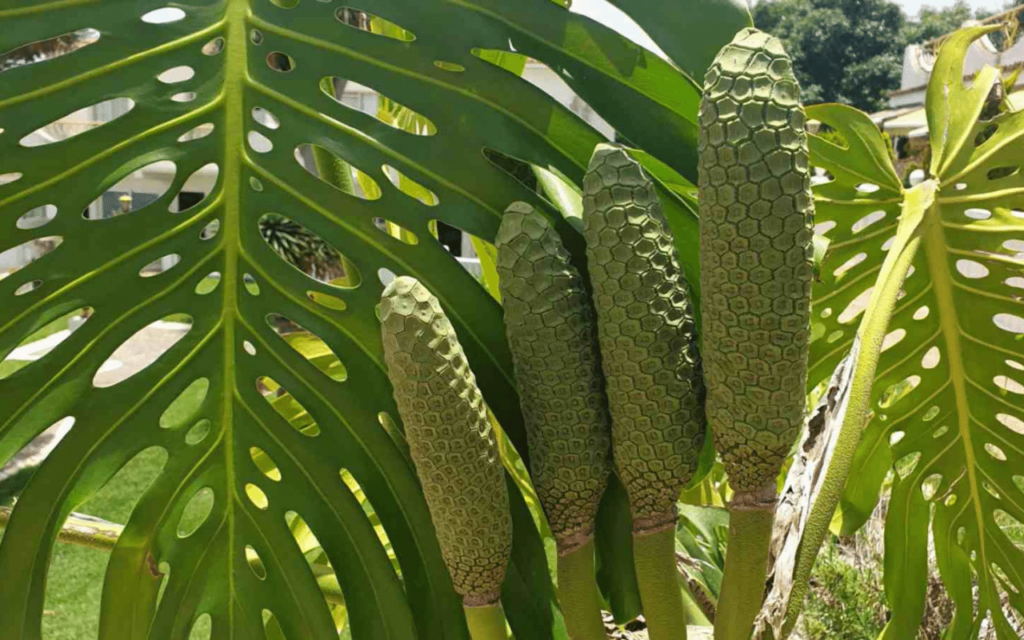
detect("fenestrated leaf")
[0,1,747,638]
[807,27,1024,637]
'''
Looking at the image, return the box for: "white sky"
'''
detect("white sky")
[572,0,1013,53]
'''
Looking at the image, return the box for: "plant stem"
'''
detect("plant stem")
[633,526,687,640]
[464,603,509,640]
[715,487,776,640]
[557,539,607,640]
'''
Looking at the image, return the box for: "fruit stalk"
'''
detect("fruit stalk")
[582,144,707,640]
[380,277,513,639]
[697,28,815,640]
[495,203,612,640]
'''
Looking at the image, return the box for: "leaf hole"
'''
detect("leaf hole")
[881,328,905,352]
[307,290,347,311]
[0,28,100,73]
[140,253,181,278]
[266,51,295,72]
[15,204,57,230]
[987,166,1019,180]
[14,280,42,296]
[964,207,991,220]
[954,183,967,191]
[833,252,867,278]
[159,378,210,429]
[997,413,1024,435]
[245,483,269,510]
[923,405,941,421]
[157,65,195,84]
[93,314,193,388]
[994,313,1024,334]
[256,376,321,437]
[257,213,361,288]
[250,29,264,45]
[851,210,887,233]
[19,98,135,147]
[855,183,880,194]
[0,308,92,379]
[814,220,837,235]
[826,330,844,344]
[252,107,280,130]
[243,340,256,356]
[244,273,260,296]
[932,425,949,439]
[178,487,215,537]
[889,431,906,446]
[319,76,437,136]
[921,473,943,501]
[200,219,221,240]
[0,173,23,186]
[837,287,873,325]
[84,160,177,219]
[879,375,921,409]
[373,218,419,245]
[245,545,267,580]
[188,613,211,640]
[195,272,221,295]
[270,0,299,7]
[378,267,397,286]
[995,375,1024,395]
[913,305,930,320]
[141,7,186,23]
[340,469,396,567]
[177,122,214,142]
[1005,277,1024,290]
[984,481,1002,500]
[249,177,263,192]
[185,419,211,445]
[294,144,382,199]
[921,346,941,369]
[985,443,1008,462]
[202,37,225,56]
[895,451,921,479]
[250,446,282,482]
[247,130,273,153]
[265,314,348,382]
[381,164,439,205]
[335,7,416,41]
[170,163,219,213]
[955,259,989,279]
[171,91,196,103]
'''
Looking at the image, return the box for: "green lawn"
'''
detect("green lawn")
[0,384,206,640]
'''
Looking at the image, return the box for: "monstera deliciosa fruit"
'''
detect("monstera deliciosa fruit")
[0,1,750,639]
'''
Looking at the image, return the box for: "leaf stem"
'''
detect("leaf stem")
[633,526,687,640]
[714,488,775,640]
[464,603,509,640]
[557,539,607,640]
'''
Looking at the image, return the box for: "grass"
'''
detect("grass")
[0,309,86,379]
[801,543,888,640]
[0,384,206,640]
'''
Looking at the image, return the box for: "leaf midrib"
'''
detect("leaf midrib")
[922,192,991,591]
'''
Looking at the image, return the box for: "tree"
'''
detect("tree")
[753,0,905,111]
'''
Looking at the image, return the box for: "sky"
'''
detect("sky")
[572,0,1013,53]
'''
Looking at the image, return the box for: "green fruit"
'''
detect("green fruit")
[380,276,512,605]
[582,144,707,532]
[494,202,612,552]
[697,27,814,494]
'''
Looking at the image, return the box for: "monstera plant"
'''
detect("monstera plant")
[0,0,1022,638]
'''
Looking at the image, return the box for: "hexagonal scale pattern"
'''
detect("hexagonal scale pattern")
[582,144,707,529]
[495,203,612,551]
[380,277,511,604]
[698,28,814,494]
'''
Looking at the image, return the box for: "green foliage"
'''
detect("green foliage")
[0,1,752,638]
[801,544,887,640]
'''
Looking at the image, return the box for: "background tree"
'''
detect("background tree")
[752,0,1014,112]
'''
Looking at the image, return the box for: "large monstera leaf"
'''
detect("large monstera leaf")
[0,1,749,639]
[808,28,1024,638]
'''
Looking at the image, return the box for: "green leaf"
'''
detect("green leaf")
[805,26,1024,637]
[0,1,746,638]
